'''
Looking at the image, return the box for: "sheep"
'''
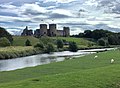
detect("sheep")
[111,59,114,64]
[94,55,98,59]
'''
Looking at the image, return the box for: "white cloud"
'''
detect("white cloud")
[0,0,120,35]
[44,0,76,3]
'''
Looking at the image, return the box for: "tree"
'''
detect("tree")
[0,27,13,43]
[45,43,55,53]
[108,35,119,45]
[69,42,78,52]
[84,30,92,38]
[98,38,106,46]
[0,37,11,47]
[25,39,31,46]
[56,39,63,48]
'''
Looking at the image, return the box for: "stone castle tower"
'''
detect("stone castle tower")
[63,27,70,37]
[21,26,33,36]
[40,24,47,36]
[49,24,57,36]
[21,24,70,37]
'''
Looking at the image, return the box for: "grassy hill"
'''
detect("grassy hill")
[51,37,96,48]
[0,49,120,88]
[12,36,39,46]
[12,36,96,47]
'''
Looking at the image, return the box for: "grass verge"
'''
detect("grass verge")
[0,50,120,88]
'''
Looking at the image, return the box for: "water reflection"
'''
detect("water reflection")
[0,48,114,71]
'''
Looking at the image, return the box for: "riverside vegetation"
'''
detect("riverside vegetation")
[0,27,116,60]
[0,50,120,88]
[0,26,96,59]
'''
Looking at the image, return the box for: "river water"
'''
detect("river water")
[0,48,115,71]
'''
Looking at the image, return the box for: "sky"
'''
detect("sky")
[0,0,120,35]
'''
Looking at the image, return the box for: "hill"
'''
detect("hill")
[12,36,96,48]
[12,36,39,46]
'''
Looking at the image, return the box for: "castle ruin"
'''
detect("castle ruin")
[21,24,70,37]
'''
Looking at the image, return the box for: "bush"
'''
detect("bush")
[98,38,106,46]
[34,42,45,49]
[39,36,52,45]
[25,39,31,46]
[56,39,64,48]
[45,43,55,53]
[0,37,11,47]
[69,42,78,52]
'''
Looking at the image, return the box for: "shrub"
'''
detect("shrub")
[0,37,11,47]
[34,42,45,49]
[45,43,55,53]
[56,39,64,48]
[69,42,78,52]
[25,39,31,46]
[39,36,52,45]
[98,38,106,46]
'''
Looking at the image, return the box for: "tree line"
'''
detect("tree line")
[71,29,120,46]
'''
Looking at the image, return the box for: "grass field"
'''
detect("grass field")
[12,36,95,47]
[52,37,95,46]
[0,49,120,88]
[12,36,39,46]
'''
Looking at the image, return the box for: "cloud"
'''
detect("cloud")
[44,0,76,3]
[0,0,120,35]
[20,3,47,16]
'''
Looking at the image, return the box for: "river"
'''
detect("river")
[0,48,115,71]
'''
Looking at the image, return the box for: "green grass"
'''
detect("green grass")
[0,50,120,88]
[0,46,41,59]
[52,37,95,47]
[12,36,96,47]
[12,36,39,46]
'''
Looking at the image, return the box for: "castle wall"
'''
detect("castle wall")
[57,30,64,36]
[63,27,70,37]
[21,24,70,37]
[21,26,33,36]
[49,24,57,36]
[40,24,47,36]
[34,29,40,37]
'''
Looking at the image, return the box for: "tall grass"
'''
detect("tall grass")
[0,46,42,59]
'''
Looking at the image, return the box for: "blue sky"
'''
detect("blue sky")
[0,0,120,35]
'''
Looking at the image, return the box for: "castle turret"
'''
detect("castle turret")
[40,24,47,36]
[63,27,70,37]
[21,26,33,36]
[49,24,57,36]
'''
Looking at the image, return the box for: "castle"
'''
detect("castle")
[21,24,70,37]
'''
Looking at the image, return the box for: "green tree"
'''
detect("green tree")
[0,27,13,43]
[25,39,31,46]
[0,37,11,47]
[84,30,92,38]
[56,39,64,48]
[98,38,106,46]
[69,42,78,52]
[45,43,55,53]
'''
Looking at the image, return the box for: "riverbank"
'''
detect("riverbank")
[0,49,120,88]
[0,46,42,60]
[0,46,114,60]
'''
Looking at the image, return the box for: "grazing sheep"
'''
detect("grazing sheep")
[94,55,98,59]
[111,59,114,64]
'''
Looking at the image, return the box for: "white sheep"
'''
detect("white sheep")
[94,55,98,59]
[111,59,114,64]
